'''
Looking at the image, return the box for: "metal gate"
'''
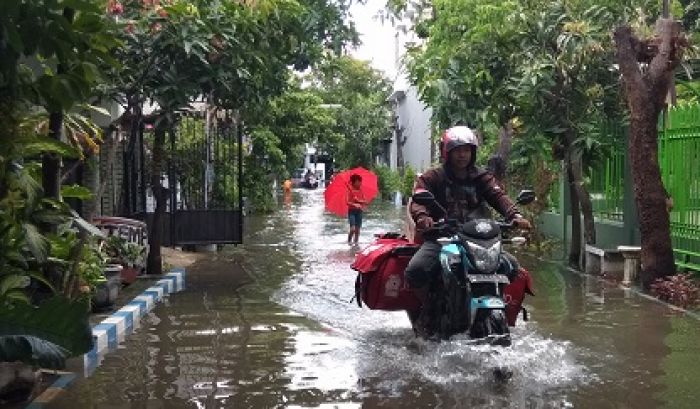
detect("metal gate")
[167,110,243,245]
[128,107,244,246]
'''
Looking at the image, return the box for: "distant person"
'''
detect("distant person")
[347,174,368,245]
[283,179,293,193]
[283,179,293,208]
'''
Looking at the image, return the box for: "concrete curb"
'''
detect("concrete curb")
[24,269,186,408]
[84,270,186,376]
[538,256,700,321]
[24,373,77,409]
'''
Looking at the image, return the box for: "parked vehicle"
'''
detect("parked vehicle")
[302,173,319,189]
[291,168,306,187]
[351,189,536,346]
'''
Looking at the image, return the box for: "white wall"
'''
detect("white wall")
[389,14,433,173]
[395,87,432,172]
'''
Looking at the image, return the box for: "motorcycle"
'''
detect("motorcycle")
[407,189,536,345]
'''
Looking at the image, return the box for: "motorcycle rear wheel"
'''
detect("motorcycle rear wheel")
[470,309,511,347]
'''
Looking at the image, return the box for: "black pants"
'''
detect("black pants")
[405,240,442,289]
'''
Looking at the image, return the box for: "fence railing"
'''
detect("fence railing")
[660,105,700,258]
[587,122,626,223]
[588,150,625,223]
[553,104,700,268]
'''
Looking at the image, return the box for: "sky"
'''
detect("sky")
[348,1,398,80]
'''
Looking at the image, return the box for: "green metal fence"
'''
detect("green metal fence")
[587,123,626,222]
[660,105,700,262]
[588,150,625,222]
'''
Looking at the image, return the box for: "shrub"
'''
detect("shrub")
[650,273,699,309]
[401,165,417,201]
[374,164,401,200]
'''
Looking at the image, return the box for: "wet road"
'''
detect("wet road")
[49,189,700,408]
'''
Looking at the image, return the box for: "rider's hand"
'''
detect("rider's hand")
[416,216,434,231]
[513,215,532,230]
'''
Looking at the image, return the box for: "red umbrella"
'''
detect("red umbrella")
[324,167,378,216]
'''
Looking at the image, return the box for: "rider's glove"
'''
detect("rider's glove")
[512,214,532,230]
[416,216,434,231]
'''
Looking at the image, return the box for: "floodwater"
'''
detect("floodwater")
[49,189,700,409]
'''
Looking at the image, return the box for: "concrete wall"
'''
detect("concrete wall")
[395,86,433,173]
[539,212,639,251]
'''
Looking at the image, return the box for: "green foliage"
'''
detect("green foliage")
[374,164,401,200]
[61,185,94,201]
[0,296,93,368]
[105,235,145,267]
[242,55,392,211]
[305,56,393,169]
[0,0,119,113]
[401,165,417,200]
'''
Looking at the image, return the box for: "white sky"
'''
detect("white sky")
[348,1,398,80]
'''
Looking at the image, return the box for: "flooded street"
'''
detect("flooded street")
[49,189,700,409]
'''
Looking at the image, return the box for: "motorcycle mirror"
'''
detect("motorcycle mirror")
[516,190,536,205]
[511,236,527,246]
[412,190,436,206]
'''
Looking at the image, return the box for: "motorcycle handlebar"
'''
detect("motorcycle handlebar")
[423,219,525,237]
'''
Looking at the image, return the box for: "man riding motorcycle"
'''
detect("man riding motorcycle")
[405,125,532,336]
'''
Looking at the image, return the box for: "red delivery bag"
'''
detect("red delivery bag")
[503,267,535,326]
[351,233,421,311]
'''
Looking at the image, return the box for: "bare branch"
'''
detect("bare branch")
[614,25,644,94]
[648,19,684,81]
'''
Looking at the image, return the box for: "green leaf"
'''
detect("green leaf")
[0,275,30,297]
[23,137,80,159]
[5,25,24,53]
[61,185,94,200]
[0,296,93,360]
[22,223,49,263]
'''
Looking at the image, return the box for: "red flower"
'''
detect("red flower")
[108,0,124,15]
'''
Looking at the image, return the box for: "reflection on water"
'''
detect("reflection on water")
[49,189,700,408]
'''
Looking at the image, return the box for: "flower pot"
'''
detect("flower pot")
[120,266,140,285]
[91,266,122,313]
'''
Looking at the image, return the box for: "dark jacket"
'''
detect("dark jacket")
[410,165,520,230]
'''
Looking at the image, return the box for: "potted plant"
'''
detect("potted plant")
[105,236,144,285]
[80,239,120,313]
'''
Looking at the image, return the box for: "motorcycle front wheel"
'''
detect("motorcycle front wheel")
[470,309,511,347]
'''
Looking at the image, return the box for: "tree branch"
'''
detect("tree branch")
[614,25,645,93]
[648,19,683,82]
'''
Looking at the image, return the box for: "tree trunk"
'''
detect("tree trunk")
[614,21,683,288]
[488,121,514,189]
[146,121,168,276]
[567,166,582,269]
[497,121,514,164]
[42,112,63,201]
[82,155,100,222]
[629,113,676,287]
[566,143,596,246]
[95,127,118,216]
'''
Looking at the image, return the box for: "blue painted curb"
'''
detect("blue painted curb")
[24,373,77,409]
[24,269,186,408]
[23,269,186,408]
[82,269,186,376]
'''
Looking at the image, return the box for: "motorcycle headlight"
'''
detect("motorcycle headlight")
[466,241,501,273]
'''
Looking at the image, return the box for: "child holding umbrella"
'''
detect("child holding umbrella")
[346,174,368,245]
